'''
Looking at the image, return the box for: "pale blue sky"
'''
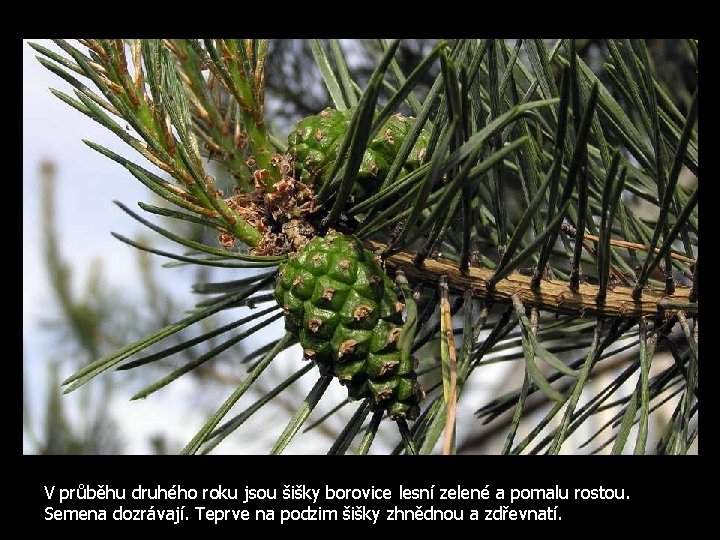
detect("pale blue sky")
[23,40,220,453]
[22,40,302,454]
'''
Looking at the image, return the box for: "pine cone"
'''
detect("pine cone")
[287,108,429,202]
[274,231,424,419]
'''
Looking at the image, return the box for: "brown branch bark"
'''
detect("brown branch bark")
[365,240,695,319]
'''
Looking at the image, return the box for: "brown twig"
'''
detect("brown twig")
[366,240,695,318]
[439,276,458,455]
[582,232,695,265]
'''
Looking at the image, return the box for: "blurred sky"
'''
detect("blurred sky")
[24,40,210,453]
[22,40,301,454]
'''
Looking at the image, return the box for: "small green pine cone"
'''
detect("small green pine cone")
[287,108,429,202]
[274,231,424,419]
[287,108,349,185]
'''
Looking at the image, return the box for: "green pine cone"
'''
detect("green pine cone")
[274,231,424,419]
[287,108,429,201]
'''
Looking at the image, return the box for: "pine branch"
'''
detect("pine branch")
[368,240,695,319]
[33,38,697,454]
